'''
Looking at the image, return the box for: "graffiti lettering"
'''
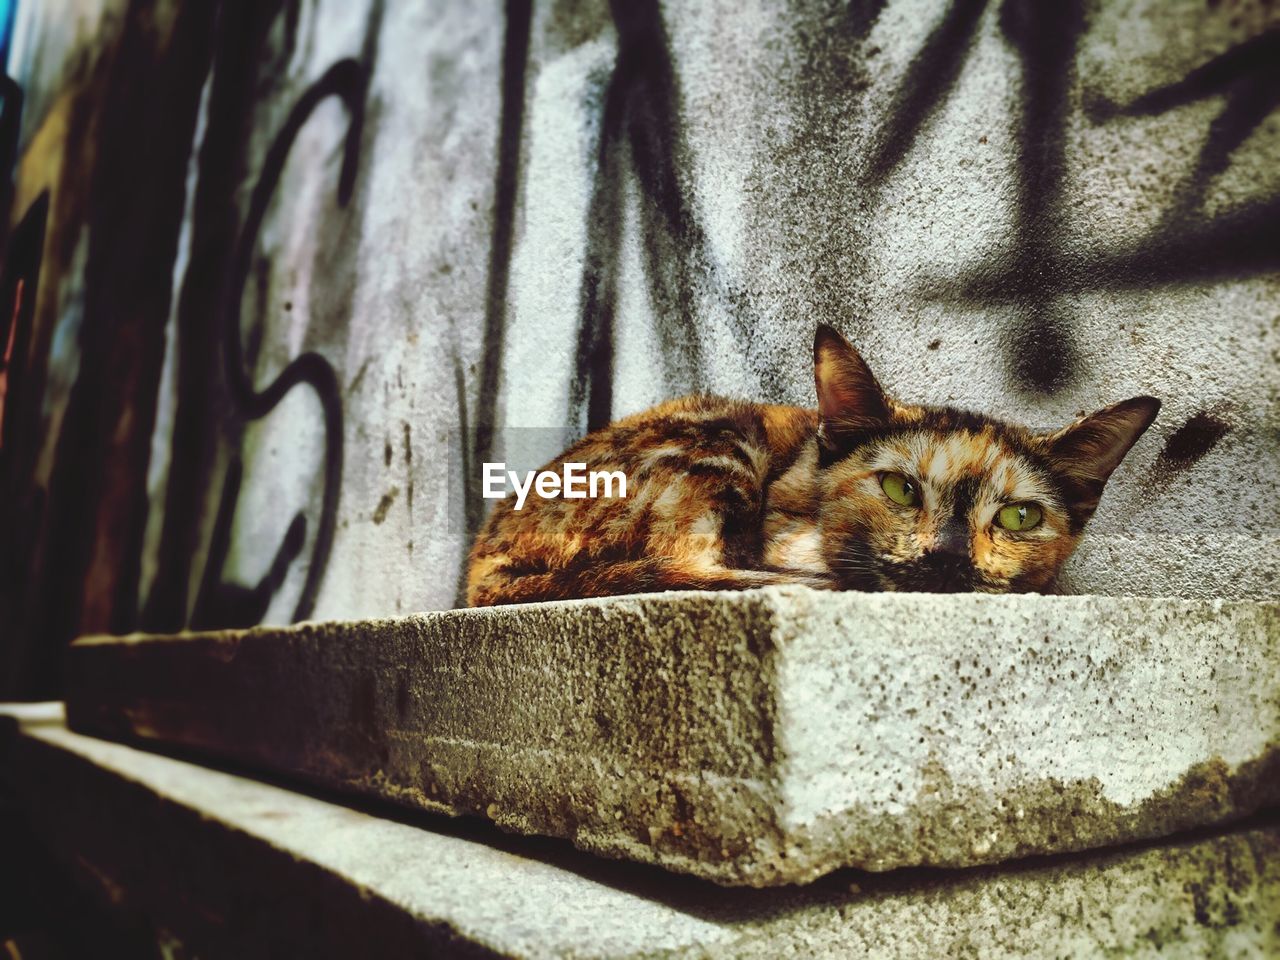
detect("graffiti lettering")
[193,58,367,626]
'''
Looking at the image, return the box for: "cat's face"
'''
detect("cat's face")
[812,325,1160,594]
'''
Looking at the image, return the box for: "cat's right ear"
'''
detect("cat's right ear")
[814,324,889,451]
[1042,395,1161,518]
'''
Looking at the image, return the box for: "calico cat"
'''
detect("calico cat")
[466,325,1159,606]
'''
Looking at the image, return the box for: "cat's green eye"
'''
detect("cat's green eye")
[880,472,921,507]
[996,502,1043,532]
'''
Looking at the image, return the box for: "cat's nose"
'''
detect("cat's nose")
[932,517,970,559]
[915,550,972,592]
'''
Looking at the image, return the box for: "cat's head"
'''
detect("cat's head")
[813,325,1159,593]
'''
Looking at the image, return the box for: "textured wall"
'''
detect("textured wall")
[1,0,1277,691]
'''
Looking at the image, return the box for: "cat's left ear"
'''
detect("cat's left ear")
[814,324,890,450]
[1043,396,1161,512]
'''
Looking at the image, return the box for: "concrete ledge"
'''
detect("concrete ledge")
[64,588,1280,887]
[5,705,1280,959]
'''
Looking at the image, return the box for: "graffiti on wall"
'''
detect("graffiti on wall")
[0,1,380,694]
[0,0,1275,695]
[463,0,1278,605]
[189,54,370,629]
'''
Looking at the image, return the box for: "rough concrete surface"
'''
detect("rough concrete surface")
[5,1,1277,662]
[3,705,1278,960]
[65,587,1280,887]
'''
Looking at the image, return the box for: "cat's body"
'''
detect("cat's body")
[466,327,1158,606]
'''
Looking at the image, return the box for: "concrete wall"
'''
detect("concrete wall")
[1,0,1277,691]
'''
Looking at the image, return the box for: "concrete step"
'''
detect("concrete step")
[4,704,1278,959]
[63,587,1280,887]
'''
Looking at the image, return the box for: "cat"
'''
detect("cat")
[466,325,1159,606]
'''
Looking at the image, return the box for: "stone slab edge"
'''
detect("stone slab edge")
[63,587,1280,887]
[5,707,1280,960]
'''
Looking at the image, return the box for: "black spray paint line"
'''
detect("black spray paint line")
[471,0,533,541]
[1089,29,1280,227]
[915,194,1280,302]
[997,0,1086,395]
[0,75,22,252]
[216,58,366,623]
[0,192,47,696]
[865,0,988,187]
[618,0,712,413]
[194,1,383,630]
[22,0,218,693]
[1157,411,1232,471]
[143,1,292,633]
[190,456,307,631]
[573,0,718,435]
[451,342,474,609]
[846,0,890,42]
[570,30,629,435]
[0,191,45,462]
[901,5,1280,394]
[859,0,1084,395]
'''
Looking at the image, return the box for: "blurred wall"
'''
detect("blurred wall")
[0,0,1276,694]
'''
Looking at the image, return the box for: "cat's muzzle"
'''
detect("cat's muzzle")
[892,551,977,593]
